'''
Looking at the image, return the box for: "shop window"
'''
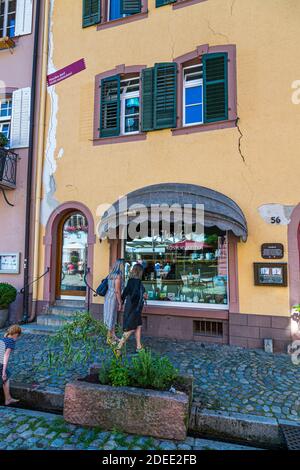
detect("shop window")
[193,320,223,337]
[0,0,16,38]
[0,97,12,147]
[124,227,229,309]
[82,0,147,28]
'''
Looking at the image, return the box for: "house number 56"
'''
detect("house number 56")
[270,217,281,224]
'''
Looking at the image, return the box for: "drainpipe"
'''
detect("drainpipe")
[22,0,42,322]
[28,0,50,322]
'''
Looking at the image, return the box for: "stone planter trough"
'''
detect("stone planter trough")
[63,364,193,441]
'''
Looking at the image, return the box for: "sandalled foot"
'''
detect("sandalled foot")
[5,398,19,406]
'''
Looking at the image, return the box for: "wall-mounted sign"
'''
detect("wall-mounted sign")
[47,58,86,87]
[261,243,284,259]
[254,262,287,287]
[0,253,20,274]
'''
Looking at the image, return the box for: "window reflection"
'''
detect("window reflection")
[124,227,228,306]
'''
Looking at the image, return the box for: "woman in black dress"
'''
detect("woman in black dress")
[116,264,147,355]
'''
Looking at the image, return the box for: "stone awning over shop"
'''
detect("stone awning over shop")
[98,183,248,241]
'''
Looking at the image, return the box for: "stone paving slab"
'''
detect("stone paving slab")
[1,332,300,422]
[0,406,261,450]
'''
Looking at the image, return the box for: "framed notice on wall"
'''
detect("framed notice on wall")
[254,262,287,287]
[0,253,20,274]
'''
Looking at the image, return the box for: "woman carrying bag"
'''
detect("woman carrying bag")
[103,258,125,346]
[116,264,147,355]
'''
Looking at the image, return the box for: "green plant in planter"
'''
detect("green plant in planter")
[0,132,8,148]
[39,311,179,392]
[0,283,17,309]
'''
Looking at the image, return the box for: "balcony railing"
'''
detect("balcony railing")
[0,147,18,189]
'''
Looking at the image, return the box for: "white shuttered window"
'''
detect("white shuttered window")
[10,87,31,148]
[15,0,33,36]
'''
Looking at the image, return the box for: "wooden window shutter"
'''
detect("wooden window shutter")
[120,0,142,15]
[100,76,121,138]
[203,53,228,123]
[10,87,31,149]
[154,62,177,130]
[156,0,176,7]
[15,0,33,36]
[82,0,101,28]
[141,67,155,132]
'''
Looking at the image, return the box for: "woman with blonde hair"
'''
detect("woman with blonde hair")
[116,263,147,355]
[0,325,22,406]
[103,258,125,345]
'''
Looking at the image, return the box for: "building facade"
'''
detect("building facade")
[33,0,300,351]
[0,0,44,322]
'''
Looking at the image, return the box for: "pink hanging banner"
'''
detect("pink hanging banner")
[47,58,86,87]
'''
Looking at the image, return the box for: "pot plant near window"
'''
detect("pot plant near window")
[0,283,17,328]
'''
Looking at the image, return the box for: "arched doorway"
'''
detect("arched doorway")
[56,212,88,299]
[43,202,95,306]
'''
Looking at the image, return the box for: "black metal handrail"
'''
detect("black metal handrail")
[0,148,18,189]
[20,267,50,294]
[84,268,98,313]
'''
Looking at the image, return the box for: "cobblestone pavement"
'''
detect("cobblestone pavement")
[0,407,260,450]
[2,332,300,422]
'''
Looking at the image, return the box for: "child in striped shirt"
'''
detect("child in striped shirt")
[0,325,22,406]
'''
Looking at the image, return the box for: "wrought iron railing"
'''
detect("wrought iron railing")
[0,147,18,189]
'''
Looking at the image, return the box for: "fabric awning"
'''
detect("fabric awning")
[98,183,248,241]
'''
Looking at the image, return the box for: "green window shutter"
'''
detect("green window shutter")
[156,0,176,7]
[203,53,228,123]
[82,0,101,28]
[141,67,155,132]
[154,62,177,130]
[120,0,142,14]
[100,76,121,138]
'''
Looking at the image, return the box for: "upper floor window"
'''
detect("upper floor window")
[0,0,16,38]
[156,0,207,10]
[183,64,203,126]
[109,0,127,20]
[100,74,140,138]
[0,0,33,39]
[120,77,140,135]
[94,46,237,143]
[0,97,12,146]
[83,0,146,28]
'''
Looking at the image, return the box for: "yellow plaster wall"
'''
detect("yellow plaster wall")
[38,0,300,315]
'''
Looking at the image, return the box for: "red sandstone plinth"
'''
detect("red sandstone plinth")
[64,380,190,441]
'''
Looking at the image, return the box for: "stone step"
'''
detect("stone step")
[37,314,76,327]
[47,305,86,316]
[20,323,60,336]
[55,299,86,308]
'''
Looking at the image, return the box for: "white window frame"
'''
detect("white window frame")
[183,65,204,127]
[0,0,16,38]
[120,78,140,136]
[0,97,12,146]
[0,97,12,121]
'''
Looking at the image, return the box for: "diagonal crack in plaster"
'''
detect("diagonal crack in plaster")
[235,117,246,164]
[206,20,230,43]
